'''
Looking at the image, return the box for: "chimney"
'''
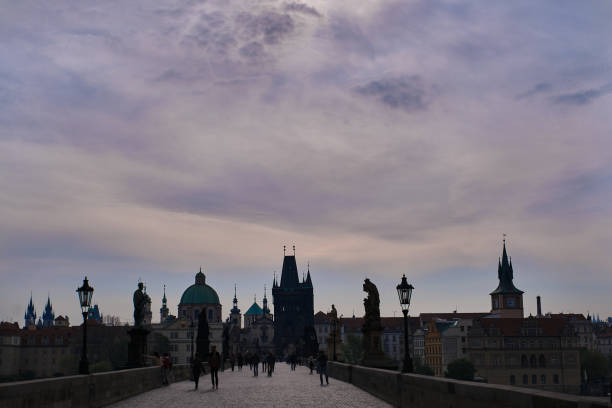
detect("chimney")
[536,296,542,317]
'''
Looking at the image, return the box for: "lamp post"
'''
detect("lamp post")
[332,319,337,361]
[396,274,414,373]
[76,277,94,375]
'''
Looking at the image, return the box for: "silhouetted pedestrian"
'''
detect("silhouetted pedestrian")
[267,353,276,377]
[253,353,260,377]
[237,353,243,370]
[209,345,221,390]
[192,355,205,390]
[317,351,329,386]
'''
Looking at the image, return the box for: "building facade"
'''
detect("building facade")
[468,317,581,394]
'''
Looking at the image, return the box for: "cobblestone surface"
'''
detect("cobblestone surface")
[109,363,391,408]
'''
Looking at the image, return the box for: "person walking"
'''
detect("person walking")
[267,353,276,377]
[192,355,205,390]
[162,353,171,385]
[290,354,297,371]
[262,352,267,373]
[252,353,260,377]
[237,352,243,370]
[308,355,315,374]
[209,345,221,390]
[317,351,329,386]
[230,353,236,372]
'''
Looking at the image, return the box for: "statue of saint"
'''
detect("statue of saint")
[362,278,381,330]
[133,282,146,328]
[330,304,338,320]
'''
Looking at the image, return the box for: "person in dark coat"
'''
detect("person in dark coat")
[252,353,260,377]
[266,353,276,377]
[237,352,243,370]
[317,351,329,386]
[230,353,236,372]
[192,355,205,390]
[208,345,221,390]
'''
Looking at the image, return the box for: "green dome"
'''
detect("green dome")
[179,270,220,305]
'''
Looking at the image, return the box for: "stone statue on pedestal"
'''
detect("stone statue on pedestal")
[133,282,146,328]
[361,278,396,370]
[128,281,150,368]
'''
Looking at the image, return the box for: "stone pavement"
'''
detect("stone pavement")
[109,363,392,408]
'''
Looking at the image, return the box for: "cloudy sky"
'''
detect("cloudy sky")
[1,0,611,326]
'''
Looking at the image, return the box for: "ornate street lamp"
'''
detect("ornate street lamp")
[396,275,414,373]
[76,277,94,375]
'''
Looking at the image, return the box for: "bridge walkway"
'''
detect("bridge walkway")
[109,362,391,408]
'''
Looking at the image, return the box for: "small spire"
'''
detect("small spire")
[254,294,256,303]
[200,266,202,273]
[283,245,286,256]
[264,285,267,298]
[234,284,237,298]
[293,245,296,256]
[307,261,310,273]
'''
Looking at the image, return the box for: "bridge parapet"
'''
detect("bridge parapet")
[0,364,191,408]
[328,362,610,408]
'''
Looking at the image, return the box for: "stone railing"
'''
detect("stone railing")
[0,364,192,408]
[328,362,610,408]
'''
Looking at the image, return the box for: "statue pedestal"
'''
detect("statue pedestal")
[361,328,397,370]
[128,327,150,368]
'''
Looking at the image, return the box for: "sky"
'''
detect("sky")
[1,0,611,326]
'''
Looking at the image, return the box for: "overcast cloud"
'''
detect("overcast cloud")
[1,0,611,324]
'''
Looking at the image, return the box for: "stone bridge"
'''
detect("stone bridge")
[1,362,610,407]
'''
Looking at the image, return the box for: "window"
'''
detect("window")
[541,375,546,384]
[521,355,528,368]
[530,355,537,368]
[532,375,537,384]
[208,309,213,321]
[522,375,528,385]
[460,326,465,332]
[507,298,516,307]
[553,374,559,384]
[539,354,546,368]
[510,375,516,385]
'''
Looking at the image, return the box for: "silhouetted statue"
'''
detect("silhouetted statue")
[362,278,381,331]
[133,282,146,328]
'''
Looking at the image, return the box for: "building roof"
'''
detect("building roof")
[340,316,421,334]
[245,302,264,316]
[314,311,328,324]
[419,312,489,323]
[179,270,220,306]
[0,321,20,334]
[549,313,587,321]
[280,255,300,288]
[490,242,524,295]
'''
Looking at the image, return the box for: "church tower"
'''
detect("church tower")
[24,295,36,328]
[42,296,55,328]
[160,285,169,323]
[262,285,272,319]
[230,284,241,328]
[490,239,524,318]
[272,245,315,357]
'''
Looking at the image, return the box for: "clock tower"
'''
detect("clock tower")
[490,240,524,318]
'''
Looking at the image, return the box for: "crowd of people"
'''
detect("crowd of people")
[150,348,331,390]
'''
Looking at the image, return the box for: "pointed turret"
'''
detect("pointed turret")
[305,262,313,287]
[42,296,55,327]
[24,294,37,328]
[263,285,270,315]
[231,284,240,314]
[160,285,169,323]
[490,240,523,296]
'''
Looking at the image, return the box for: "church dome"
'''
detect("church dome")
[179,270,220,305]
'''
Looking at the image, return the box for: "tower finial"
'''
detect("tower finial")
[283,245,286,256]
[503,233,507,245]
[293,245,296,256]
[234,284,237,298]
[264,284,267,298]
[254,294,256,303]
[307,261,310,273]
